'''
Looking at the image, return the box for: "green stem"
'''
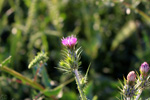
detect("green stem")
[0,66,45,91]
[34,64,42,82]
[0,66,60,100]
[74,69,87,100]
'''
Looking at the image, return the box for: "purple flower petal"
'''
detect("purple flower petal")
[61,35,77,48]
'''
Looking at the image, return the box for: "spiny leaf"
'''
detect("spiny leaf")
[75,47,82,60]
[135,71,140,79]
[59,60,70,69]
[56,67,72,73]
[57,66,71,71]
[76,47,82,54]
[61,49,69,58]
[118,86,123,92]
[116,94,125,100]
[63,71,72,75]
[84,63,91,83]
[116,96,120,100]
[43,87,62,97]
[147,75,150,80]
[92,96,98,100]
[1,56,12,67]
[84,82,93,96]
[28,51,48,69]
[78,61,82,67]
[118,79,124,88]
[58,45,83,74]
[119,91,125,97]
[123,76,127,85]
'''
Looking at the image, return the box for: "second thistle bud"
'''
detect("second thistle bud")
[127,71,136,86]
[140,62,149,78]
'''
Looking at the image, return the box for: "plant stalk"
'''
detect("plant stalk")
[135,89,142,100]
[0,66,58,99]
[127,97,130,100]
[0,66,45,91]
[74,69,87,100]
[34,64,42,82]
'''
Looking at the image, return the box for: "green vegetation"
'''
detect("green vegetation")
[0,0,150,99]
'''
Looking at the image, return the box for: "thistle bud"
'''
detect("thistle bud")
[140,62,149,78]
[61,35,77,49]
[127,71,136,86]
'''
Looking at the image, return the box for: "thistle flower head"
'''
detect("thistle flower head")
[140,62,149,78]
[61,35,77,49]
[127,71,136,86]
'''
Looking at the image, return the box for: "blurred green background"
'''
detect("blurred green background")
[0,0,150,100]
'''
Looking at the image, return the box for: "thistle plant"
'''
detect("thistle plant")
[58,35,88,100]
[119,62,150,100]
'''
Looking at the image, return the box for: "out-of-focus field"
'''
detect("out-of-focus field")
[0,0,150,99]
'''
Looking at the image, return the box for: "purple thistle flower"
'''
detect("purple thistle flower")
[127,71,136,86]
[61,35,77,48]
[140,62,149,78]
